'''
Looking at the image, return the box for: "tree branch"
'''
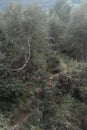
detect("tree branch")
[10,37,31,71]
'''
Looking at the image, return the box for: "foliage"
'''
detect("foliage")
[49,0,71,47]
[0,1,87,130]
[0,113,10,130]
[47,51,60,73]
[0,2,48,71]
[63,3,87,61]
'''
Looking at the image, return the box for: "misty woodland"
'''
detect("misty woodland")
[0,0,87,130]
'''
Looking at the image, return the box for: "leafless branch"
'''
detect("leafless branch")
[10,37,31,71]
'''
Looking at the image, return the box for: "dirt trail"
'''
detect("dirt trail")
[11,96,36,130]
[11,73,60,130]
[14,109,36,130]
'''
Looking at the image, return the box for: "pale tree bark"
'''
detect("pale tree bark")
[10,37,31,71]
